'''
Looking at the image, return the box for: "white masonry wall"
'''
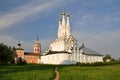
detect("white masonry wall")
[41,53,76,65]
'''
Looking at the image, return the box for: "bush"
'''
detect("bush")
[77,60,120,66]
[17,57,27,65]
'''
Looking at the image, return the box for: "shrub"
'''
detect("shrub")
[17,57,27,65]
[77,60,120,66]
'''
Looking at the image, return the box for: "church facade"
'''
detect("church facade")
[41,11,103,65]
[15,38,41,64]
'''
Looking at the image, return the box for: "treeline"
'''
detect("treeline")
[0,43,16,64]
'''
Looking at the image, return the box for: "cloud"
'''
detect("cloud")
[0,0,69,29]
[0,0,75,52]
[0,34,54,53]
[71,9,120,59]
[0,0,73,51]
[72,10,120,33]
[73,30,120,59]
[0,34,33,51]
[0,35,18,47]
[0,0,120,59]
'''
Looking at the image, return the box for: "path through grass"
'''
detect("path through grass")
[0,64,120,80]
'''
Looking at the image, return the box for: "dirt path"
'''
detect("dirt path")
[54,67,60,80]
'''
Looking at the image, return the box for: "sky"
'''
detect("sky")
[0,0,120,59]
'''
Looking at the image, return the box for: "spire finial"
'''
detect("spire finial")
[66,10,70,17]
[37,35,39,41]
[58,15,61,27]
[58,15,61,21]
[61,10,66,24]
[17,40,21,48]
[66,12,70,17]
[82,42,84,48]
[62,10,65,15]
[66,12,70,26]
[36,35,39,42]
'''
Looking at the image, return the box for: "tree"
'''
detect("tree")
[103,54,111,61]
[0,43,16,63]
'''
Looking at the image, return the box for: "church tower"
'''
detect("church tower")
[66,13,71,37]
[34,37,41,54]
[16,41,24,59]
[49,11,76,52]
[57,11,71,38]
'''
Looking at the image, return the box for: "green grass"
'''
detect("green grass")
[0,64,120,80]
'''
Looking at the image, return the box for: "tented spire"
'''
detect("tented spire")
[35,35,39,43]
[58,10,71,38]
[66,13,71,36]
[58,16,61,27]
[66,13,70,26]
[61,10,66,24]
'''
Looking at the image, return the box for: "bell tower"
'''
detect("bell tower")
[34,37,41,54]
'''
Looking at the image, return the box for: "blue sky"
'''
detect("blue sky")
[0,0,120,58]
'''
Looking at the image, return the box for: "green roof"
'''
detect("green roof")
[16,48,24,50]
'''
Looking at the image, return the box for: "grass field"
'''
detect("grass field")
[0,64,120,80]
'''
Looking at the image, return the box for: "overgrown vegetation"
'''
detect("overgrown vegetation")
[17,57,27,65]
[0,64,120,80]
[0,43,16,64]
[77,60,120,66]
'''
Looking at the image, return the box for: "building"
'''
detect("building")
[41,11,103,65]
[15,38,41,64]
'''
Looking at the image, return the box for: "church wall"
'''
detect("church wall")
[24,55,39,63]
[41,49,103,65]
[16,49,40,64]
[41,51,103,65]
[72,52,103,63]
[41,53,76,65]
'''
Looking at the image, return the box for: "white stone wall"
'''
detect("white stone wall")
[76,53,103,63]
[41,50,103,65]
[41,53,76,65]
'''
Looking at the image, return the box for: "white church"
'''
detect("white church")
[41,11,103,65]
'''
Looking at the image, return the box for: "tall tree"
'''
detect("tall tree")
[0,43,16,63]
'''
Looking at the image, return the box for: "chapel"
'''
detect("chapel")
[15,37,41,64]
[41,11,103,65]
